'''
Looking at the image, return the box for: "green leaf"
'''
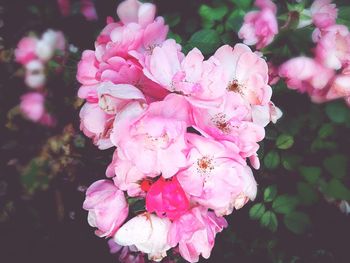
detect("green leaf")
[263,151,280,170]
[249,203,266,220]
[318,123,334,139]
[230,0,253,10]
[276,134,294,150]
[225,9,246,33]
[337,6,350,28]
[199,5,228,22]
[264,185,277,202]
[297,182,319,206]
[325,101,350,124]
[325,179,350,200]
[299,166,321,184]
[323,154,347,179]
[284,211,311,234]
[188,29,221,55]
[164,13,181,27]
[260,211,278,232]
[168,31,182,44]
[281,153,302,171]
[272,195,298,214]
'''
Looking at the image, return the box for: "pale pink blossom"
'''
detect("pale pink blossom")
[279,57,335,93]
[114,214,171,262]
[213,44,272,105]
[315,25,350,70]
[310,0,338,29]
[192,92,265,159]
[117,0,156,28]
[20,92,45,122]
[177,134,257,216]
[79,102,114,149]
[35,30,66,61]
[238,0,278,50]
[106,149,148,197]
[83,179,129,237]
[111,95,190,178]
[146,176,190,220]
[15,37,38,65]
[168,207,227,263]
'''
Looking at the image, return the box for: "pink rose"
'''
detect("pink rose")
[279,56,334,92]
[146,176,190,220]
[177,134,257,216]
[213,44,272,105]
[106,149,148,197]
[238,0,278,50]
[111,95,190,178]
[315,25,350,70]
[310,0,338,29]
[117,0,156,28]
[20,92,45,122]
[83,179,129,237]
[168,207,227,263]
[15,37,38,65]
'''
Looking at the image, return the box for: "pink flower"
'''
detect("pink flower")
[111,95,190,178]
[15,37,38,65]
[114,214,171,262]
[79,102,114,149]
[192,92,265,159]
[20,92,45,122]
[279,57,334,93]
[146,176,190,220]
[325,67,350,101]
[106,149,148,197]
[238,0,278,49]
[315,25,350,70]
[168,207,227,263]
[310,0,337,29]
[80,0,98,21]
[177,134,257,216]
[213,44,272,105]
[83,179,129,237]
[117,0,156,28]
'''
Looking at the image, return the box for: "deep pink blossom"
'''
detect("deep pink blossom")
[20,92,45,122]
[146,176,190,220]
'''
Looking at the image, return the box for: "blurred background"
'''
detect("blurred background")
[1,0,350,262]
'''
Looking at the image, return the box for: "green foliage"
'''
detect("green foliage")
[264,185,277,202]
[264,150,280,170]
[284,211,311,234]
[276,134,294,150]
[230,0,252,10]
[325,101,350,124]
[324,179,350,200]
[272,195,298,214]
[260,211,278,232]
[299,166,321,184]
[188,29,222,55]
[249,203,266,220]
[297,182,318,206]
[323,154,347,179]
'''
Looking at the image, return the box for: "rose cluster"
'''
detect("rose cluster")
[78,0,281,262]
[15,29,66,125]
[279,0,350,106]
